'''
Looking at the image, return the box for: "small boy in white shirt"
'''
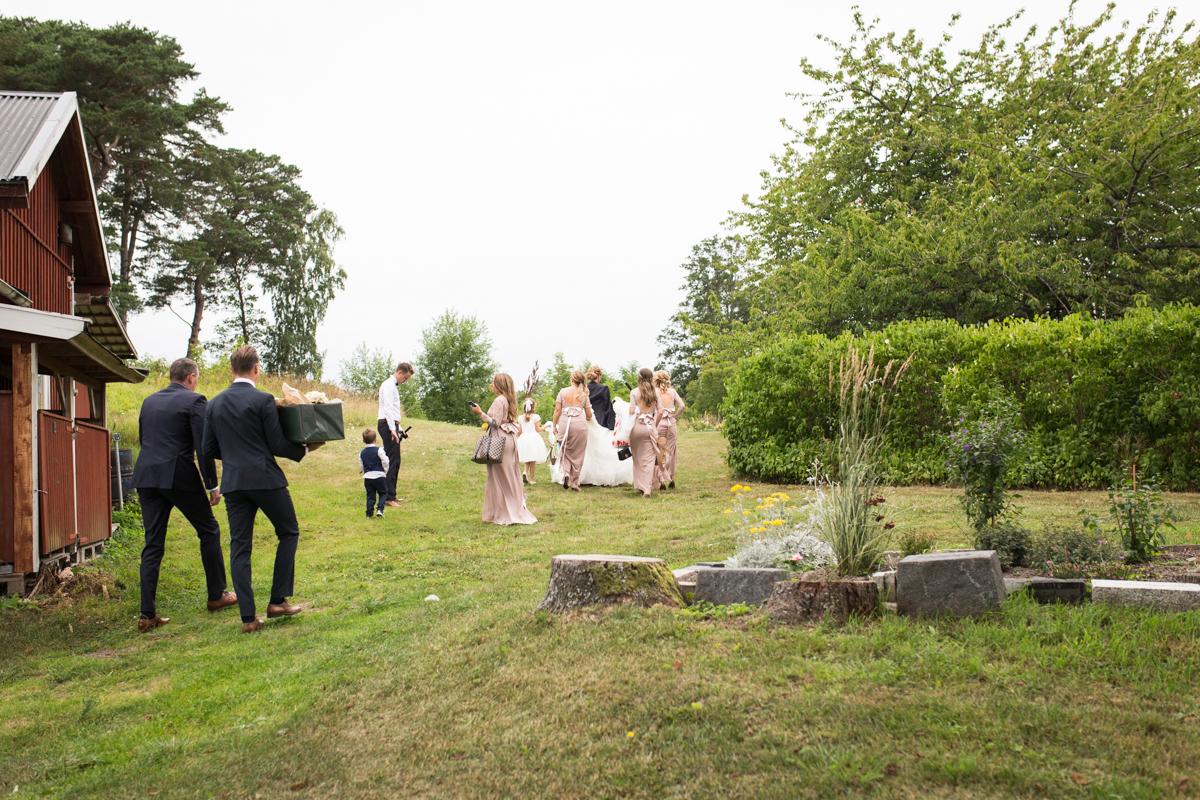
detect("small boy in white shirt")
[359,428,391,518]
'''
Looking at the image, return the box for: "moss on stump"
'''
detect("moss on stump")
[537,555,685,612]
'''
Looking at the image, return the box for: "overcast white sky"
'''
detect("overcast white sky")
[11,0,1177,380]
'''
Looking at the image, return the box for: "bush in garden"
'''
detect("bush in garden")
[948,397,1025,530]
[975,521,1031,569]
[726,485,835,571]
[1028,523,1123,572]
[895,528,936,557]
[722,304,1200,489]
[1104,474,1178,564]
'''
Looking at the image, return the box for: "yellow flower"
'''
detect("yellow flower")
[770,519,784,527]
[691,701,703,711]
[626,730,636,739]
[723,508,733,514]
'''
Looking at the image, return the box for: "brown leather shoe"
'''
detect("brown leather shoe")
[206,591,238,612]
[266,601,303,618]
[385,500,403,508]
[241,618,264,633]
[138,616,169,633]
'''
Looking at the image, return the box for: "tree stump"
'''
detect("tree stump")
[765,577,879,625]
[537,555,685,612]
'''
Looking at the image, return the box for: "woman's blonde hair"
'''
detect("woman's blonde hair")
[570,370,588,403]
[492,373,517,424]
[636,367,656,410]
[585,365,602,382]
[653,370,672,391]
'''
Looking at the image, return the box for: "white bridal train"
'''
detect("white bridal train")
[548,397,634,487]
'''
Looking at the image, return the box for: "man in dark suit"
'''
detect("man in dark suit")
[586,366,616,430]
[202,345,323,633]
[133,357,238,633]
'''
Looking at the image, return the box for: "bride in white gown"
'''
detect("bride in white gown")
[549,396,634,487]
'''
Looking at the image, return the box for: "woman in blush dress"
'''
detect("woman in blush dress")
[653,370,686,490]
[516,398,549,484]
[553,370,593,491]
[627,367,661,498]
[470,374,537,525]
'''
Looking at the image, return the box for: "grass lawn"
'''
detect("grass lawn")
[3,379,1200,798]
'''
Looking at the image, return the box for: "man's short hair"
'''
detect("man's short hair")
[396,362,414,375]
[169,357,199,384]
[362,428,377,444]
[231,345,260,376]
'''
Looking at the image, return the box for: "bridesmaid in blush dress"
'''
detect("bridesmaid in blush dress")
[553,370,593,491]
[654,370,686,489]
[470,374,537,525]
[627,367,661,498]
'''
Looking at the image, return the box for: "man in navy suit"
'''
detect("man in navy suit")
[202,345,323,632]
[133,358,237,632]
[586,366,616,430]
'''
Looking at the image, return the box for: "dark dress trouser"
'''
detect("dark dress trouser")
[224,488,300,622]
[377,419,401,501]
[138,487,227,619]
[364,477,388,516]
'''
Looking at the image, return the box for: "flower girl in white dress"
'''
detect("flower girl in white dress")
[516,398,550,484]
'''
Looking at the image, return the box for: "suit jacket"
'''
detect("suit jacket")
[201,381,307,493]
[132,382,218,492]
[588,382,616,430]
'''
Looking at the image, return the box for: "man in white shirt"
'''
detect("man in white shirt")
[377,362,414,507]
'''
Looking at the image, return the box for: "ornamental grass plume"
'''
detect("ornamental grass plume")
[818,344,911,577]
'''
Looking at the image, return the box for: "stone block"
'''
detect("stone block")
[1091,579,1200,612]
[871,570,896,602]
[693,567,790,605]
[1004,577,1087,604]
[672,565,708,584]
[896,550,1006,618]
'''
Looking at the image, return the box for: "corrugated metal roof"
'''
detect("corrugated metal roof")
[75,296,138,360]
[0,91,76,185]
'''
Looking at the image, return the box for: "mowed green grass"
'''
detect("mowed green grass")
[2,378,1200,798]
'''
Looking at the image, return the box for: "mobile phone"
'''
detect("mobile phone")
[468,401,479,408]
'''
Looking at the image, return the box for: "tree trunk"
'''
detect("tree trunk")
[188,276,205,359]
[765,577,879,625]
[537,555,684,612]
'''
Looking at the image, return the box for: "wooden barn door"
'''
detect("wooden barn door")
[37,411,75,555]
[75,421,111,544]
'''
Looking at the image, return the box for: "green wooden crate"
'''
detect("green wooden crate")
[278,403,345,444]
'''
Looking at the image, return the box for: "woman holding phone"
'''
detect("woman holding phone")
[469,374,537,525]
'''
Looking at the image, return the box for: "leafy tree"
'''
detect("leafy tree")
[669,6,1200,410]
[656,235,753,395]
[339,344,395,395]
[262,208,346,378]
[416,311,496,424]
[146,146,320,359]
[0,17,226,321]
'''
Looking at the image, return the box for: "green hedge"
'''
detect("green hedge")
[722,306,1200,489]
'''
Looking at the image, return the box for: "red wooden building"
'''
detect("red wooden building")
[0,90,143,594]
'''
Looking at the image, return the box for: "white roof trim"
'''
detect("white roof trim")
[0,303,86,340]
